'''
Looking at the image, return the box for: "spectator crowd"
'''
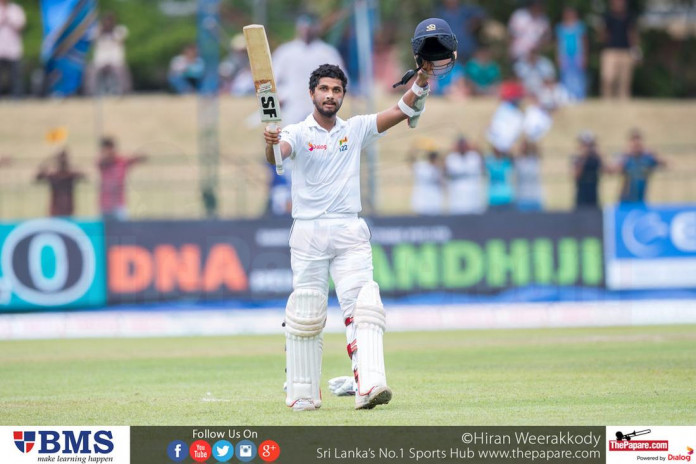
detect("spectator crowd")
[0,0,672,220]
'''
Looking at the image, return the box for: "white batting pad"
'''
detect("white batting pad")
[353,281,387,396]
[284,289,327,407]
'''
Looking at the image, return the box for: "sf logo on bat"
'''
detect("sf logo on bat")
[259,92,280,121]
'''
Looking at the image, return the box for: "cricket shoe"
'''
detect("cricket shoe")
[355,385,392,410]
[291,398,321,412]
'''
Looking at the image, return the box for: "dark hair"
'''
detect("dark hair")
[100,136,115,148]
[308,64,347,93]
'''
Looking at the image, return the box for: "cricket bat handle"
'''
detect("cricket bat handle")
[268,123,284,174]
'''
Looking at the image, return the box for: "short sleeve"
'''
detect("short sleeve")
[280,123,300,159]
[351,114,383,149]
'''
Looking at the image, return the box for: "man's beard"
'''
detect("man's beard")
[314,99,341,117]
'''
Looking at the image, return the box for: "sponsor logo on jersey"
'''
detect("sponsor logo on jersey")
[308,142,327,152]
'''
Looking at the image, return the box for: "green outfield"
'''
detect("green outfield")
[1,325,694,426]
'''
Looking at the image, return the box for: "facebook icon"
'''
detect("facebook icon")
[167,440,188,462]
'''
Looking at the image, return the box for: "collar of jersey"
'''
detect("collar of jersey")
[305,113,346,133]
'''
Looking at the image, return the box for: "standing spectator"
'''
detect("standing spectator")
[617,129,666,204]
[487,80,525,156]
[445,136,484,214]
[0,0,26,98]
[89,12,131,95]
[168,44,204,94]
[464,45,501,96]
[485,84,521,213]
[600,0,640,99]
[410,151,444,216]
[272,15,344,124]
[556,6,588,100]
[515,138,543,211]
[35,150,85,217]
[573,130,603,209]
[98,136,147,220]
[436,0,486,63]
[508,0,551,61]
[265,159,292,216]
[484,147,515,212]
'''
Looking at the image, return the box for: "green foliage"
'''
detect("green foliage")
[18,0,695,95]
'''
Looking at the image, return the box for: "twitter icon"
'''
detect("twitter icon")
[212,440,234,462]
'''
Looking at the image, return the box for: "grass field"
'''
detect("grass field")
[1,325,694,426]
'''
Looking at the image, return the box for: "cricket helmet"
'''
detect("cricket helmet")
[411,18,458,76]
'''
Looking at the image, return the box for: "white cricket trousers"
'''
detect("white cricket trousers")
[289,215,373,321]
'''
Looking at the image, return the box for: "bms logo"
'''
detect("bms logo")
[14,431,35,453]
[12,430,114,454]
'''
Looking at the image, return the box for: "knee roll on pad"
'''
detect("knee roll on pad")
[285,288,328,336]
[285,289,327,407]
[353,281,386,330]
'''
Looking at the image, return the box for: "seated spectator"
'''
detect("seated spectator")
[410,150,444,215]
[219,34,254,96]
[431,61,467,99]
[508,0,551,61]
[464,46,501,96]
[513,47,555,98]
[89,12,131,95]
[515,138,543,211]
[168,44,204,94]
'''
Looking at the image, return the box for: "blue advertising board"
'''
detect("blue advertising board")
[0,218,106,310]
[605,204,696,289]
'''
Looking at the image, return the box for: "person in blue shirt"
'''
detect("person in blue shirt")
[484,148,515,211]
[555,6,588,100]
[436,0,486,63]
[617,129,666,204]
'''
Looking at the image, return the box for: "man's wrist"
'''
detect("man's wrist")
[411,81,429,97]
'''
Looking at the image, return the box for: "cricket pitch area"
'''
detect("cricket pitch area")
[1,322,694,426]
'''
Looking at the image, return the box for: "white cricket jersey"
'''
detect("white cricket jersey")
[280,113,383,219]
[445,151,484,214]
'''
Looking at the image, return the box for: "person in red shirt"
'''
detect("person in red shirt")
[35,150,85,217]
[98,136,147,220]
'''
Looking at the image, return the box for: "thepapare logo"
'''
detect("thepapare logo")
[308,142,327,151]
[0,219,96,306]
[12,430,114,454]
[13,431,35,453]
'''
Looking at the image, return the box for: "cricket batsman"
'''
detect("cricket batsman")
[263,18,458,411]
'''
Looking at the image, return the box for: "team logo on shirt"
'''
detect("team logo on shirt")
[339,137,348,152]
[308,142,327,151]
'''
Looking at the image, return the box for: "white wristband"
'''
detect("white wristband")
[411,81,429,97]
[398,97,417,117]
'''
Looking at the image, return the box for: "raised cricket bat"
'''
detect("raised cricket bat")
[243,24,284,175]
